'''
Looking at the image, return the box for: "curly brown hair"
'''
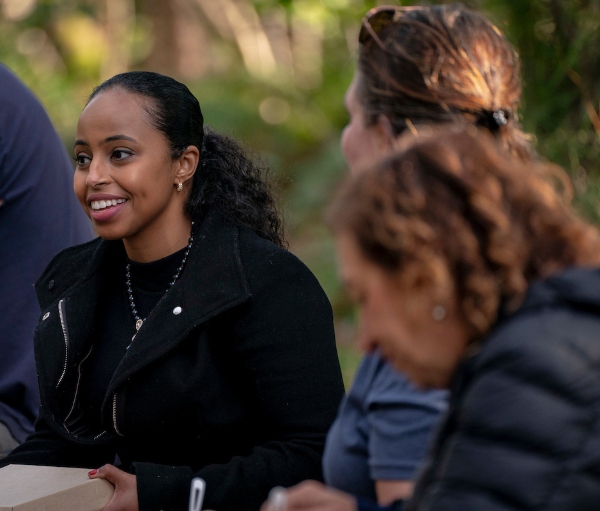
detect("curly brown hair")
[328,129,600,338]
[357,3,535,163]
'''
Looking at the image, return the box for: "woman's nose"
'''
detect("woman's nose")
[86,160,110,187]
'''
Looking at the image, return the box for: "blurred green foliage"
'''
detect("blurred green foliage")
[2,0,599,384]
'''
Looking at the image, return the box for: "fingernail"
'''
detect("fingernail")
[88,469,98,476]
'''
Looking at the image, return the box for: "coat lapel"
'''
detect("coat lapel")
[57,240,125,371]
[35,238,120,415]
[106,210,251,392]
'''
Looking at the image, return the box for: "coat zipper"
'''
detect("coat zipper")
[57,298,108,440]
[57,299,69,387]
[113,393,124,436]
[62,346,93,433]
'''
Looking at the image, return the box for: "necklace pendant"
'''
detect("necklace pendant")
[126,223,193,348]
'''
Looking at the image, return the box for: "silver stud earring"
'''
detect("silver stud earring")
[432,305,446,321]
[177,182,183,192]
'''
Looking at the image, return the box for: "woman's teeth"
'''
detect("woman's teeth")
[90,198,127,211]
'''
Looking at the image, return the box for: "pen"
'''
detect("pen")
[267,486,287,511]
[189,477,206,511]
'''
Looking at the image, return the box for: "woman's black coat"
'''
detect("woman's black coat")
[1,209,345,511]
[406,267,600,511]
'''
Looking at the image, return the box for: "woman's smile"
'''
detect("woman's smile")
[89,198,127,212]
[86,193,129,222]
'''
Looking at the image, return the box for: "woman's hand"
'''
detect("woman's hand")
[89,464,139,511]
[260,480,358,511]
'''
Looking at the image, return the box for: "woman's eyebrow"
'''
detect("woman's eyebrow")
[73,135,137,148]
[102,134,137,144]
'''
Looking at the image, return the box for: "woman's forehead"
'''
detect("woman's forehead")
[78,89,155,132]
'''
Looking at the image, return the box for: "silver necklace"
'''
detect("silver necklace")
[125,222,194,346]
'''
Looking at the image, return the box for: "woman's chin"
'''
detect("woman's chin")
[94,227,125,241]
[383,355,421,385]
[389,360,441,390]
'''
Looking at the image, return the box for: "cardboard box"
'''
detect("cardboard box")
[0,465,114,511]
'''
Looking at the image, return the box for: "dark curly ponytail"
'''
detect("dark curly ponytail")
[188,127,285,247]
[88,71,286,248]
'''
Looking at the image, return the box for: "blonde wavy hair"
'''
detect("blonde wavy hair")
[328,129,600,339]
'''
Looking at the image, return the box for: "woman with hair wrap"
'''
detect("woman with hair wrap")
[0,71,345,511]
[328,128,600,510]
[263,4,536,511]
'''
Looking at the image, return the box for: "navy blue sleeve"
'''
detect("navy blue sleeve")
[323,352,447,502]
[365,357,447,481]
[0,65,93,442]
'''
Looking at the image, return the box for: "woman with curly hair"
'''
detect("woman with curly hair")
[0,71,345,511]
[328,128,600,510]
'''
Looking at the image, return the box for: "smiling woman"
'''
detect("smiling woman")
[0,71,345,511]
[73,87,196,259]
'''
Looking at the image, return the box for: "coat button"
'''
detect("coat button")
[42,312,50,320]
[173,306,182,315]
[48,279,55,290]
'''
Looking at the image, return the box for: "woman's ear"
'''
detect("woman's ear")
[174,146,200,186]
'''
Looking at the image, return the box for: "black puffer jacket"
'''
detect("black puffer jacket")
[1,209,345,511]
[407,267,600,511]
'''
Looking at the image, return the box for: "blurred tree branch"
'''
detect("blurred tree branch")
[101,0,134,79]
[195,0,277,78]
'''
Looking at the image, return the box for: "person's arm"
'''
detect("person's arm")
[375,481,413,505]
[0,413,114,469]
[259,481,405,511]
[133,244,345,511]
[366,360,447,505]
[357,494,405,511]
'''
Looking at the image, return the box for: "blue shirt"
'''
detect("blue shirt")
[323,351,448,501]
[0,65,93,442]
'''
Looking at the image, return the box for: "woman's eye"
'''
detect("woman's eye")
[112,149,132,161]
[74,154,91,166]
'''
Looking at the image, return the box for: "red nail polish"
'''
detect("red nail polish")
[88,469,98,476]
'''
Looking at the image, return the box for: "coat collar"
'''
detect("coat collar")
[38,208,251,394]
[519,267,600,313]
[109,209,251,391]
